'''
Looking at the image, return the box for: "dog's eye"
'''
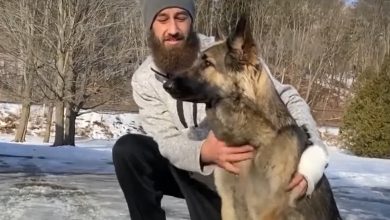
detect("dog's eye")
[205,60,213,67]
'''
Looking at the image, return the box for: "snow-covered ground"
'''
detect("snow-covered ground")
[326,147,390,220]
[0,138,190,220]
[0,103,389,220]
[0,103,141,140]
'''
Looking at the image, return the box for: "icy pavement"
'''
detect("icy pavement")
[325,147,390,220]
[0,173,189,220]
[0,138,389,219]
[0,139,189,220]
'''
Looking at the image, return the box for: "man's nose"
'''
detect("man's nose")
[167,19,179,36]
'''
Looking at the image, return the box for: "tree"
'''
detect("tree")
[29,0,135,146]
[0,0,51,142]
[0,0,138,145]
[340,53,390,158]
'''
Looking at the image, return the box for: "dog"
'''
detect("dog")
[163,16,341,220]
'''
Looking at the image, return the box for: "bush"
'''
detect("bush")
[340,54,390,158]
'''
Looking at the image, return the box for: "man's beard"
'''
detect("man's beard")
[148,29,200,74]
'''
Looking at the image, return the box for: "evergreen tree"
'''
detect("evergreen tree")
[341,54,390,158]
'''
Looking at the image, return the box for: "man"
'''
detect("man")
[112,0,329,219]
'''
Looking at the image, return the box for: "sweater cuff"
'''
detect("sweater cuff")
[298,144,329,195]
[200,163,216,175]
[197,140,216,175]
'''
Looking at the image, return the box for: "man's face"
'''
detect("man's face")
[148,7,199,74]
[152,7,192,48]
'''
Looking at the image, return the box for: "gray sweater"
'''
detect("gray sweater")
[131,34,329,195]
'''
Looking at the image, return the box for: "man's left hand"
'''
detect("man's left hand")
[286,172,308,198]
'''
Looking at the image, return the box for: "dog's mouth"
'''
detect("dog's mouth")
[168,93,218,108]
[170,92,210,103]
[205,97,221,109]
[167,87,217,105]
[163,76,213,103]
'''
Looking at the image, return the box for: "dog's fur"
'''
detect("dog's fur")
[163,16,341,220]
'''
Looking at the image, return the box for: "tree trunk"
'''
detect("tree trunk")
[14,0,35,143]
[52,0,70,146]
[53,101,64,146]
[14,66,33,142]
[14,101,31,142]
[64,103,77,146]
[43,103,54,143]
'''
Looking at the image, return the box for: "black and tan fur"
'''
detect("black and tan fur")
[163,16,341,220]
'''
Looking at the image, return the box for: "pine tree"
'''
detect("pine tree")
[340,54,390,158]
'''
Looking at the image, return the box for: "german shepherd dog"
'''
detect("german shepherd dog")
[163,16,341,220]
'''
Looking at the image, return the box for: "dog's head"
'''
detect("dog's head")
[163,16,261,106]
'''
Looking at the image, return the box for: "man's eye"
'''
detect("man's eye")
[156,17,169,22]
[176,16,188,21]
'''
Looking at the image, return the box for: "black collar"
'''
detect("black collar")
[151,67,170,83]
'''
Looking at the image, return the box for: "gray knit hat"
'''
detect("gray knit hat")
[142,0,195,29]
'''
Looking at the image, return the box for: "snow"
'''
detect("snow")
[0,139,190,220]
[326,147,390,220]
[0,103,390,220]
[75,111,140,140]
[319,126,340,136]
[0,103,141,140]
[0,140,114,174]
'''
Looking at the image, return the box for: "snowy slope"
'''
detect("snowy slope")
[0,103,141,140]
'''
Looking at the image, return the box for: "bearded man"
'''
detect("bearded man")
[112,0,329,219]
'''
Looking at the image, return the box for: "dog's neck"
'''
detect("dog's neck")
[239,66,297,131]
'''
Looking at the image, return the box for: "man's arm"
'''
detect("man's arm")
[131,61,214,175]
[262,60,329,195]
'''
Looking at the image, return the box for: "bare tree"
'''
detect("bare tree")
[1,0,388,139]
[0,0,43,142]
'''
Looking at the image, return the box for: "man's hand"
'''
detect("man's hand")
[200,132,308,196]
[286,172,308,198]
[200,131,254,175]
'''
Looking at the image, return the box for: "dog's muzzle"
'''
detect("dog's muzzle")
[163,79,175,93]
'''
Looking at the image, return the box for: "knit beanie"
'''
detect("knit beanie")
[141,0,196,29]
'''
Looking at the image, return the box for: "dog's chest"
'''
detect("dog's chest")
[206,101,274,147]
[206,103,249,145]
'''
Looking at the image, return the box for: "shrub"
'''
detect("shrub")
[340,54,390,158]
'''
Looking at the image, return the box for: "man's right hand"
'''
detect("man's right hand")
[200,131,254,175]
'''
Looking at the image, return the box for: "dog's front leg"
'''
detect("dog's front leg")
[214,168,237,220]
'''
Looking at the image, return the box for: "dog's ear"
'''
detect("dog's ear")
[214,26,226,41]
[227,15,257,64]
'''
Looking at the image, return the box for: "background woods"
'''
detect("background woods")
[0,0,389,150]
[0,0,142,145]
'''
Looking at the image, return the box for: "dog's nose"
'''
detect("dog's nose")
[163,79,175,92]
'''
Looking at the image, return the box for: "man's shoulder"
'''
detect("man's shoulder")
[132,56,154,84]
